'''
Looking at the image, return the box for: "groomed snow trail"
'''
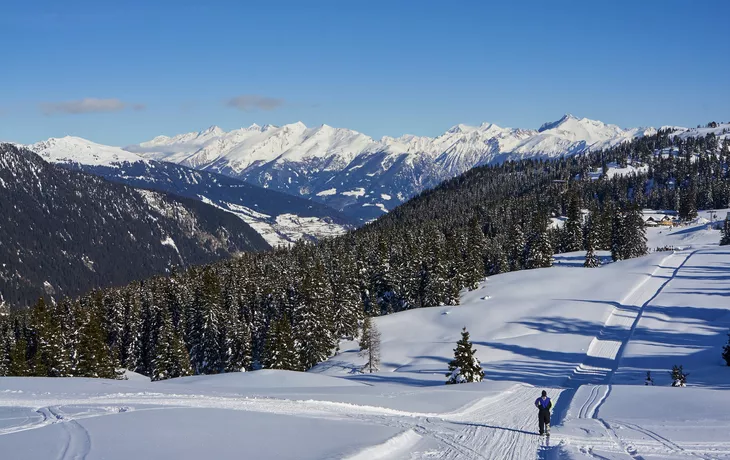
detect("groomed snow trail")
[549,250,730,459]
[569,251,690,388]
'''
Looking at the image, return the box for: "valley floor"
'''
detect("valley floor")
[1,212,728,459]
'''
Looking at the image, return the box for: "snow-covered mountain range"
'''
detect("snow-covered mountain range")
[29,116,729,222]
[124,114,659,220]
[29,137,355,246]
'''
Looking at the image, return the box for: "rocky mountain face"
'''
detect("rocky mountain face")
[0,143,269,306]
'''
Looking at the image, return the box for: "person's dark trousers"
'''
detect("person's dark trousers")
[538,410,551,434]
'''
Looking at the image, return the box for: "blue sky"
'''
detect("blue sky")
[1,0,728,145]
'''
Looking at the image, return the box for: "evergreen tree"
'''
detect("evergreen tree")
[190,269,224,374]
[624,205,648,259]
[151,308,193,381]
[584,214,601,268]
[223,313,252,372]
[446,327,484,384]
[8,337,30,376]
[644,370,654,386]
[525,215,553,269]
[669,364,688,387]
[678,179,698,221]
[76,307,118,379]
[720,216,730,246]
[359,316,381,373]
[509,223,527,271]
[611,207,627,261]
[294,260,336,369]
[263,315,299,370]
[563,192,584,252]
[28,298,69,377]
[0,304,10,376]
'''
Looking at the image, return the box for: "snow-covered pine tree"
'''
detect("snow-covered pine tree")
[526,214,553,269]
[446,327,484,384]
[263,315,299,370]
[0,303,10,376]
[611,207,626,261]
[75,306,119,379]
[223,313,252,372]
[420,225,448,308]
[465,218,487,289]
[294,260,336,370]
[645,371,654,386]
[678,179,698,221]
[359,316,381,373]
[189,269,225,375]
[584,213,601,268]
[509,223,527,271]
[722,332,730,366]
[624,205,648,259]
[326,243,362,341]
[8,337,29,376]
[720,216,730,246]
[563,192,584,252]
[669,364,688,387]
[151,308,192,381]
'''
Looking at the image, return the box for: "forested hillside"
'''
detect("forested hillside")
[0,130,727,379]
[0,144,269,307]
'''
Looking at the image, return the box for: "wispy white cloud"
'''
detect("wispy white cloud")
[225,95,284,111]
[41,98,138,115]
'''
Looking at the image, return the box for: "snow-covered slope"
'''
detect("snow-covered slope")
[125,115,660,220]
[32,136,147,166]
[26,137,354,246]
[1,214,727,459]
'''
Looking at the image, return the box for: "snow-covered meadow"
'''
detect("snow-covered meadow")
[1,211,728,459]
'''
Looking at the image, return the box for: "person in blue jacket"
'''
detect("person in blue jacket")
[535,390,552,436]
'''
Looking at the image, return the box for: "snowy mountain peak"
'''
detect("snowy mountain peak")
[446,124,475,134]
[31,136,146,166]
[199,125,224,136]
[538,113,577,132]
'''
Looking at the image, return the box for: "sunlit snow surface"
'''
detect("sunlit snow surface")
[1,211,729,459]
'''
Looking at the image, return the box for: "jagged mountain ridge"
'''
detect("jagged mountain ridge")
[124,115,659,220]
[0,143,269,306]
[30,137,355,246]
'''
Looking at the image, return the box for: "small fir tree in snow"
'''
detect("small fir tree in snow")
[644,371,654,386]
[722,332,730,366]
[446,327,484,384]
[720,216,730,246]
[358,316,381,373]
[669,364,688,387]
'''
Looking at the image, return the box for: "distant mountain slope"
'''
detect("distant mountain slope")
[0,143,269,306]
[30,137,354,246]
[124,115,663,220]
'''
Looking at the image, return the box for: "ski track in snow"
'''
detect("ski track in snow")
[545,249,729,460]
